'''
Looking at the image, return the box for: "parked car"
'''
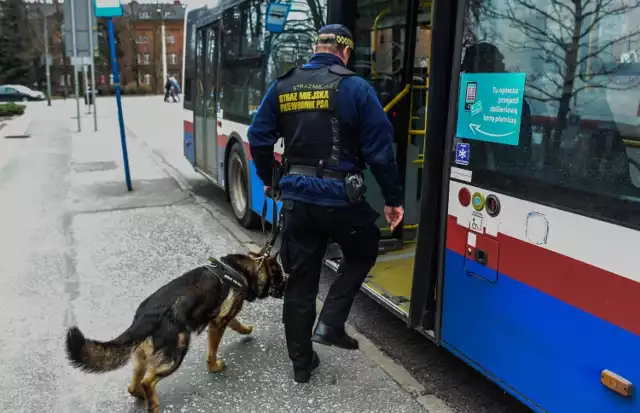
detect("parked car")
[0,85,45,102]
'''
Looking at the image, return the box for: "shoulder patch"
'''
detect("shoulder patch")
[328,64,355,76]
[277,67,297,80]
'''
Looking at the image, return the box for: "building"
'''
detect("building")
[106,0,186,93]
[25,0,185,96]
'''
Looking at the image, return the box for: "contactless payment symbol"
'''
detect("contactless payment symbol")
[455,142,470,166]
[472,192,485,211]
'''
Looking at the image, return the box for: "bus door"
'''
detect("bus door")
[329,0,434,319]
[194,23,221,183]
[439,0,640,411]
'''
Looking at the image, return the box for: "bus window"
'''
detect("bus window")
[453,0,640,229]
[219,2,266,123]
[264,0,328,87]
[354,1,409,107]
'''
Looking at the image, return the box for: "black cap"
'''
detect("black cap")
[316,24,354,50]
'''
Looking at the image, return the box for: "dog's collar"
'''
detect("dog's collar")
[205,257,249,296]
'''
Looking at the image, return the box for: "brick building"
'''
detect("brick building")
[26,0,185,96]
[106,0,186,93]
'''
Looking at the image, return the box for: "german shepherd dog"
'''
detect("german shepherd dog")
[64,251,286,413]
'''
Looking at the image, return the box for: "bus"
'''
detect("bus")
[181,0,640,412]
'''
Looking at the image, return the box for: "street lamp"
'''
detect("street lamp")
[156,3,167,86]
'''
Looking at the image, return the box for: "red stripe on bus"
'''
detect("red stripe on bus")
[184,120,193,135]
[446,215,640,336]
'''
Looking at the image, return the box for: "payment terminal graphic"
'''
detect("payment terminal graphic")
[464,82,477,110]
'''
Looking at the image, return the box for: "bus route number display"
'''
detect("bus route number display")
[455,72,526,146]
[265,2,291,33]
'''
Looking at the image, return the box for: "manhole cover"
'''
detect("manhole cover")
[72,161,118,172]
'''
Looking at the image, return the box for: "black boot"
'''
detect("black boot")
[293,351,320,383]
[311,321,359,350]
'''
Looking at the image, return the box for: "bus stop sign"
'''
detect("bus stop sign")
[265,2,291,33]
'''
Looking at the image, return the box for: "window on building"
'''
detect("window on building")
[170,53,178,65]
[453,0,640,229]
[144,74,151,85]
[144,54,150,65]
[136,35,149,44]
[167,35,176,44]
[139,12,151,19]
[136,53,142,65]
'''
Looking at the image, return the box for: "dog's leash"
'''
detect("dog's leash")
[258,169,284,265]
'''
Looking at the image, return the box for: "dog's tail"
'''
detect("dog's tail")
[65,323,148,373]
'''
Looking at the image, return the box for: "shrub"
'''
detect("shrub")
[96,84,116,96]
[0,103,26,117]
[123,82,139,95]
[138,84,152,95]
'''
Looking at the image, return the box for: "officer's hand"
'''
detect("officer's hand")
[385,205,404,232]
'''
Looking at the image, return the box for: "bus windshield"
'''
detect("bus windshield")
[453,0,640,229]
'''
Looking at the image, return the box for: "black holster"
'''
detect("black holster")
[345,172,366,203]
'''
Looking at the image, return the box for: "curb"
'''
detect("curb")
[129,124,452,413]
[124,125,262,254]
[1,112,31,139]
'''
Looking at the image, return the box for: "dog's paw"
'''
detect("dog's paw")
[208,359,226,373]
[127,384,146,400]
[238,324,253,335]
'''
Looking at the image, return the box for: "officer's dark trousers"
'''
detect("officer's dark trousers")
[280,200,380,371]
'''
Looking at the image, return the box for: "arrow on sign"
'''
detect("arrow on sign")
[469,123,515,138]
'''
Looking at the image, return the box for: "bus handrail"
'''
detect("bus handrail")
[383,84,411,113]
[371,8,391,80]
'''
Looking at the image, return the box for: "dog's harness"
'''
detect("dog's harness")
[204,257,250,298]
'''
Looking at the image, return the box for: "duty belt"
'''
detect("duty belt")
[288,165,347,181]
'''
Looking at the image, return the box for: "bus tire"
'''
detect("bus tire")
[227,142,260,229]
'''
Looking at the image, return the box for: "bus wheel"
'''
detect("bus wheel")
[228,143,260,229]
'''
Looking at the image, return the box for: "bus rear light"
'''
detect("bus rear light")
[458,187,471,206]
[601,369,634,397]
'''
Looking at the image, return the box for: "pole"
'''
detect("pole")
[70,0,81,132]
[43,11,52,107]
[83,64,90,114]
[161,17,167,84]
[87,0,97,131]
[107,17,133,191]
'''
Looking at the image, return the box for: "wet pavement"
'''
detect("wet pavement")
[0,102,426,413]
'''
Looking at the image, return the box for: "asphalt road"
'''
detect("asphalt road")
[82,96,530,413]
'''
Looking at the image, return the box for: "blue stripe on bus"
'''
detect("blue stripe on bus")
[442,248,639,413]
[184,131,195,165]
[248,160,282,224]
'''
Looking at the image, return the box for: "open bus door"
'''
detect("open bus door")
[325,0,458,340]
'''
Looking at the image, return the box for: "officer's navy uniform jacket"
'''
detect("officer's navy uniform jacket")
[248,53,403,207]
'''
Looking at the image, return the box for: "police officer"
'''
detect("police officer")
[248,24,404,384]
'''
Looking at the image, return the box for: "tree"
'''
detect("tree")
[0,0,37,84]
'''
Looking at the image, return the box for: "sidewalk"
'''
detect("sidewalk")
[2,102,428,412]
